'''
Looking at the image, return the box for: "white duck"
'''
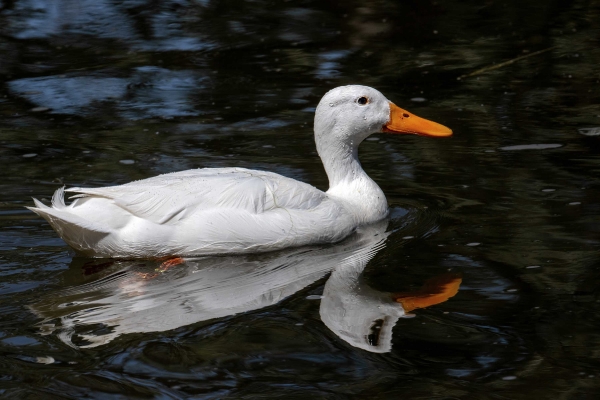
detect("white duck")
[28,85,452,258]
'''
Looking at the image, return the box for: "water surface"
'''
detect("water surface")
[1,0,600,398]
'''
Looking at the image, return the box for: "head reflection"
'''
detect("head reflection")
[321,266,461,353]
[32,220,460,352]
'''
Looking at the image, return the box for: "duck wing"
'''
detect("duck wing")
[66,167,328,225]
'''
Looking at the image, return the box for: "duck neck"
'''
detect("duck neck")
[316,132,389,224]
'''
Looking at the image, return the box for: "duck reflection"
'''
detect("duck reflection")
[32,220,460,352]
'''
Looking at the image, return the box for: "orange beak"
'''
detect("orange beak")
[382,102,452,137]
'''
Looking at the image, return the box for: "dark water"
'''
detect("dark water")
[1,0,600,398]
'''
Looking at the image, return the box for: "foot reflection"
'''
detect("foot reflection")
[32,220,461,352]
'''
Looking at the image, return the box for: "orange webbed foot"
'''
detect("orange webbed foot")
[134,257,185,280]
[156,257,185,273]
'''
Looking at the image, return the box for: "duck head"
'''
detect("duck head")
[314,85,452,150]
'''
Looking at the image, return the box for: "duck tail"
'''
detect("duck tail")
[27,187,111,253]
[51,186,67,209]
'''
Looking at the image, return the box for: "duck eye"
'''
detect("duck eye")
[357,96,369,106]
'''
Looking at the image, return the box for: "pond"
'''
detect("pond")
[1,0,600,398]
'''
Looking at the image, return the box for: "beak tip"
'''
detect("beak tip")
[433,125,453,137]
[422,126,453,138]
